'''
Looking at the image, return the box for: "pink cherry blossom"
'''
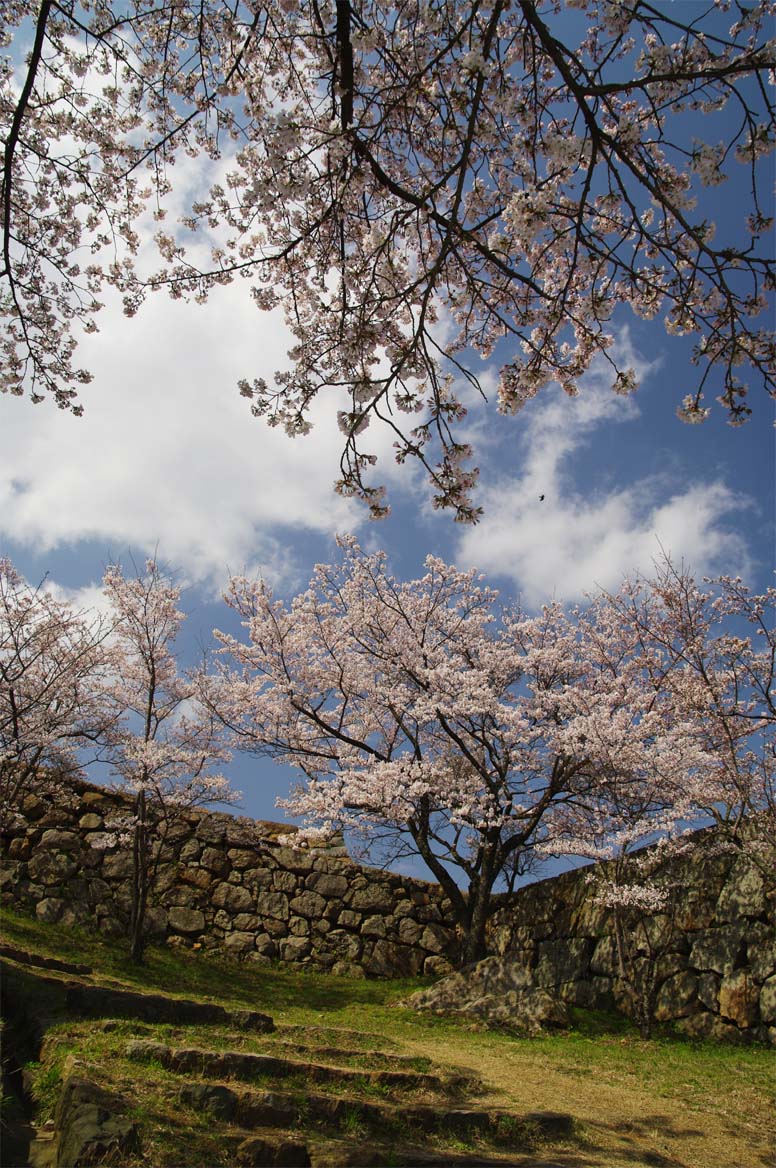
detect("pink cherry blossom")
[0,558,110,828]
[206,539,767,964]
[2,2,774,519]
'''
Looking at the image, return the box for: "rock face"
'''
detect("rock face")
[404,956,570,1035]
[483,838,775,1046]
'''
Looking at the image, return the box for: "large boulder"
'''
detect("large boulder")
[54,1075,140,1168]
[402,955,569,1035]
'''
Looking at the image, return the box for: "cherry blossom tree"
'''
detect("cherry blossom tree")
[539,561,775,1034]
[100,559,235,963]
[3,2,774,519]
[607,562,776,877]
[206,537,714,965]
[0,558,109,830]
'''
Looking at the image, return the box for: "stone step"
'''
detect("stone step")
[172,1075,574,1145]
[1,958,274,1033]
[126,1039,450,1094]
[307,1141,565,1167]
[0,941,92,976]
[262,1038,439,1073]
[279,1024,399,1050]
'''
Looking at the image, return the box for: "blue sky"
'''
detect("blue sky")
[2,277,772,838]
[2,5,774,863]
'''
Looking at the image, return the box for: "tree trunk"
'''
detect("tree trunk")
[459,892,490,966]
[129,788,148,964]
[458,840,501,966]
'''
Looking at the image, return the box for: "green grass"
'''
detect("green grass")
[3,903,774,1168]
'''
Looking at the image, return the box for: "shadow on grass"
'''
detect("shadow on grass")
[0,906,427,1014]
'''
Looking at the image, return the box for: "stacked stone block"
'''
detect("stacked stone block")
[1,778,458,978]
[487,845,775,1044]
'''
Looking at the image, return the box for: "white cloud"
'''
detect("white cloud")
[0,276,384,590]
[455,338,753,607]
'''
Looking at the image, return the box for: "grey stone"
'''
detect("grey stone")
[716,858,767,921]
[697,971,720,1012]
[331,960,366,978]
[195,819,227,844]
[255,934,277,958]
[83,831,116,851]
[78,814,103,831]
[255,890,289,920]
[179,866,212,890]
[211,882,254,913]
[242,867,273,890]
[289,917,310,937]
[348,882,396,912]
[7,836,31,860]
[689,926,746,975]
[534,937,592,986]
[167,906,205,934]
[289,890,326,919]
[746,925,776,982]
[364,939,422,977]
[271,845,314,873]
[405,962,569,1035]
[178,838,202,862]
[144,906,168,936]
[759,975,776,1024]
[27,850,79,885]
[102,851,135,879]
[676,1012,748,1044]
[279,936,311,961]
[21,794,48,819]
[361,915,387,938]
[36,897,66,923]
[263,918,288,937]
[719,970,759,1027]
[233,913,260,931]
[325,930,362,962]
[79,791,110,808]
[654,971,698,1021]
[180,1082,237,1120]
[199,846,230,874]
[224,931,257,955]
[235,1136,311,1167]
[423,955,455,977]
[54,1075,140,1168]
[590,935,619,977]
[272,870,298,892]
[421,924,454,955]
[228,848,259,870]
[305,871,349,898]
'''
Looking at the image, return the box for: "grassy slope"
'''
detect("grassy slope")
[2,906,774,1168]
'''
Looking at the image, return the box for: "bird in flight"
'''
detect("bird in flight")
[538,495,545,501]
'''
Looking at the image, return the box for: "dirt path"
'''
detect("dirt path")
[404,1034,775,1168]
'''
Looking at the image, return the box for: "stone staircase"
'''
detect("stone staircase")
[1,946,575,1167]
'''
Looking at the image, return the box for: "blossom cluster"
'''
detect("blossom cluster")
[2,1,774,519]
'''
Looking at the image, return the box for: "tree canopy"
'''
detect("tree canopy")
[206,539,774,962]
[2,1,774,518]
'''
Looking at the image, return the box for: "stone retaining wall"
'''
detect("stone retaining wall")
[486,843,775,1044]
[2,778,773,1043]
[1,778,458,978]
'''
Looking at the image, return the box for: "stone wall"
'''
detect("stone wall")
[486,843,775,1044]
[2,778,773,1043]
[1,778,458,978]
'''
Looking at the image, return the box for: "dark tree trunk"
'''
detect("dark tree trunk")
[458,839,501,966]
[129,788,148,964]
